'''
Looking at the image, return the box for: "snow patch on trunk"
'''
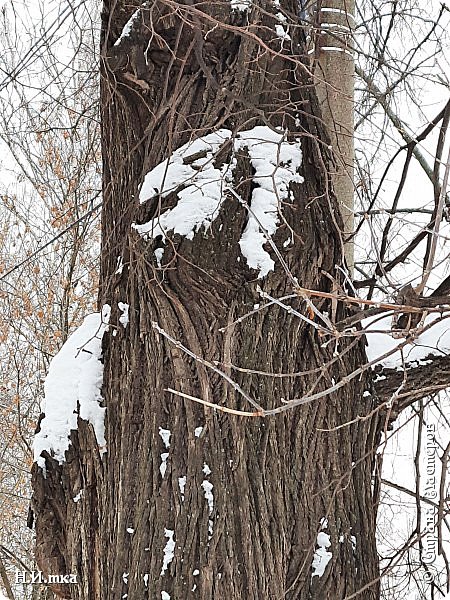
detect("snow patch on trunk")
[194,426,203,438]
[178,475,186,501]
[312,531,332,578]
[133,129,233,261]
[114,8,142,46]
[235,127,303,277]
[160,452,169,478]
[33,305,110,471]
[201,480,214,513]
[365,313,450,368]
[134,126,303,278]
[159,427,171,448]
[230,0,251,11]
[72,490,83,503]
[161,529,175,576]
[118,302,129,328]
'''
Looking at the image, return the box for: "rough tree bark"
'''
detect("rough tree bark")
[30,1,447,599]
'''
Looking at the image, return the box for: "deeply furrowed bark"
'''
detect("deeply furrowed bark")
[32,1,383,598]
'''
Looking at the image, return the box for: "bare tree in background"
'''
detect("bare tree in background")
[0,2,101,598]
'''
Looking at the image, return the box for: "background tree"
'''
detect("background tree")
[0,1,101,597]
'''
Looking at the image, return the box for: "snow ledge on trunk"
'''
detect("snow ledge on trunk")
[33,305,110,472]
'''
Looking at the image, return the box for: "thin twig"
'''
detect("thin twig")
[166,388,262,416]
[152,321,264,412]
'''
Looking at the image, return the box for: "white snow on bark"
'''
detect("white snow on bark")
[178,475,186,501]
[115,256,124,274]
[73,490,83,503]
[33,305,110,471]
[201,480,214,513]
[160,452,169,478]
[365,313,450,368]
[118,302,129,328]
[159,427,171,448]
[275,23,291,41]
[272,2,290,47]
[235,127,303,277]
[134,126,303,278]
[114,8,142,46]
[208,518,214,538]
[133,129,233,260]
[138,129,232,202]
[230,0,251,11]
[312,531,332,578]
[161,529,175,576]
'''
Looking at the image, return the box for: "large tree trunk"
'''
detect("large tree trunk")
[32,1,382,598]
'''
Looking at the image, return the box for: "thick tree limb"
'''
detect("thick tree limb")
[374,352,450,413]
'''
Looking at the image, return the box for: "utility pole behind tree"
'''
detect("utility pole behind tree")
[316,0,355,273]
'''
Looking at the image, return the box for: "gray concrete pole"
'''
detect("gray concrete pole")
[315,0,355,273]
